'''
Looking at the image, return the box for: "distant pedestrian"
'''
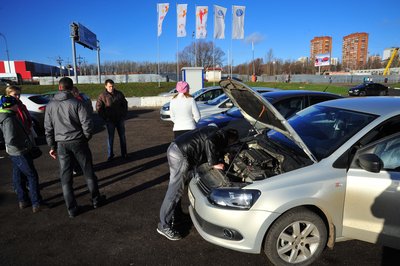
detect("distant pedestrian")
[157,125,239,240]
[170,81,200,139]
[44,77,105,218]
[0,95,43,213]
[96,79,128,161]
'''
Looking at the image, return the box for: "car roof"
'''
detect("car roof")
[261,90,341,99]
[317,96,400,116]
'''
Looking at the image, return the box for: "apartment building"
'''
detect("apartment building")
[342,32,369,70]
[310,36,332,61]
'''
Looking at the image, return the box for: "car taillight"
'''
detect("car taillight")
[39,106,46,111]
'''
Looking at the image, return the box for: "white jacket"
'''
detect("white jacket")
[170,94,201,131]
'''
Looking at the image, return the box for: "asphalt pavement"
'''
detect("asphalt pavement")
[0,108,397,265]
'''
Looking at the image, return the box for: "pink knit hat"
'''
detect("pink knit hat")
[176,81,189,94]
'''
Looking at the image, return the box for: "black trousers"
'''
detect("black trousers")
[57,140,100,212]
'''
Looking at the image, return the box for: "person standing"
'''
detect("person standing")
[96,79,128,161]
[44,77,105,218]
[157,125,239,240]
[170,81,200,139]
[0,96,42,213]
[5,85,40,196]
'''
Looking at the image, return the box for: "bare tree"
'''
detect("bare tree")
[179,40,225,68]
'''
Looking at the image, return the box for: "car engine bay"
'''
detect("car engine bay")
[194,135,312,194]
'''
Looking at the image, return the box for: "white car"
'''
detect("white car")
[197,87,281,119]
[188,80,400,265]
[19,94,49,135]
[160,86,223,121]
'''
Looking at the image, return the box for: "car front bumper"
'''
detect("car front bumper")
[188,179,279,254]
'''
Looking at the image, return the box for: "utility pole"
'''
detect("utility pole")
[0,33,11,73]
[56,56,63,77]
[77,55,83,76]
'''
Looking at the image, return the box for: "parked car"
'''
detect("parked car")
[19,94,49,135]
[348,82,389,96]
[157,87,178,97]
[197,90,343,137]
[19,91,92,136]
[188,79,400,265]
[196,87,280,119]
[160,86,224,121]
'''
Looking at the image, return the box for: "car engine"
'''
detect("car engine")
[194,136,311,194]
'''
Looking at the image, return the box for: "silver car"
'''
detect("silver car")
[188,80,400,265]
[160,86,223,121]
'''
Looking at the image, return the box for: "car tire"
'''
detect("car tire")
[263,207,327,266]
[359,91,366,96]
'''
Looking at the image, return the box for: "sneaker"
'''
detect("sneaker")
[32,205,41,213]
[93,195,106,209]
[19,201,29,210]
[107,155,114,162]
[157,223,182,241]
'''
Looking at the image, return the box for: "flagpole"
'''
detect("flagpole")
[230,5,233,77]
[213,40,215,86]
[195,5,197,67]
[176,3,179,82]
[157,4,160,87]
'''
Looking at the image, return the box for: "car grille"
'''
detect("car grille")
[160,115,170,119]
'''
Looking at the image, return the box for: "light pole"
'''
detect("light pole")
[252,41,255,75]
[0,33,11,73]
[56,56,63,77]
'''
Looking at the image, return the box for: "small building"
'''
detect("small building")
[205,67,222,82]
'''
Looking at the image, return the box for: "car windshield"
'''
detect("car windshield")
[192,89,206,98]
[205,94,228,105]
[267,105,377,161]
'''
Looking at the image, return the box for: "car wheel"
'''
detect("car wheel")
[359,91,366,96]
[263,207,327,266]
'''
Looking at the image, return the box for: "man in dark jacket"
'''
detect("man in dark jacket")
[157,125,239,240]
[0,96,42,213]
[44,77,105,218]
[95,79,128,161]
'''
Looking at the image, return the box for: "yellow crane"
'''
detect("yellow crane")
[383,47,399,76]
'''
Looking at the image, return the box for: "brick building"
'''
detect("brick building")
[342,32,369,70]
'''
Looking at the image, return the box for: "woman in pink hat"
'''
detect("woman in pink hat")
[169,81,201,139]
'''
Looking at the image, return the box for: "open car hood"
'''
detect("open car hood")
[219,79,317,163]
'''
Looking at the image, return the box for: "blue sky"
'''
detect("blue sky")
[0,0,399,67]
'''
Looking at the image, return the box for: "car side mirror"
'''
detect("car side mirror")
[357,153,383,173]
[225,102,233,108]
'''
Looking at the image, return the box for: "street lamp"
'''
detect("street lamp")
[0,33,11,73]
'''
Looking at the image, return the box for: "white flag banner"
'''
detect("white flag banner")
[177,4,187,37]
[196,6,208,39]
[213,5,227,39]
[232,5,245,39]
[157,3,169,37]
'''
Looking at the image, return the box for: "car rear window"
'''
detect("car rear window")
[28,95,50,104]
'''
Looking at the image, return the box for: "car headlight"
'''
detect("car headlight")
[162,106,170,111]
[208,188,261,210]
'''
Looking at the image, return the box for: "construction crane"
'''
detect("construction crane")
[383,47,399,76]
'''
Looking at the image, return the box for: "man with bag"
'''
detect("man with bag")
[0,95,43,213]
[44,77,105,218]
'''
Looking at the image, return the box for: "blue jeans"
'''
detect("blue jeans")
[57,140,100,213]
[159,143,189,229]
[106,120,127,158]
[10,154,41,207]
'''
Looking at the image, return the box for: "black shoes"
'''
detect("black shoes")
[68,206,80,218]
[93,195,106,209]
[107,155,114,162]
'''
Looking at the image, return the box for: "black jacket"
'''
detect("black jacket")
[96,89,128,123]
[175,126,229,167]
